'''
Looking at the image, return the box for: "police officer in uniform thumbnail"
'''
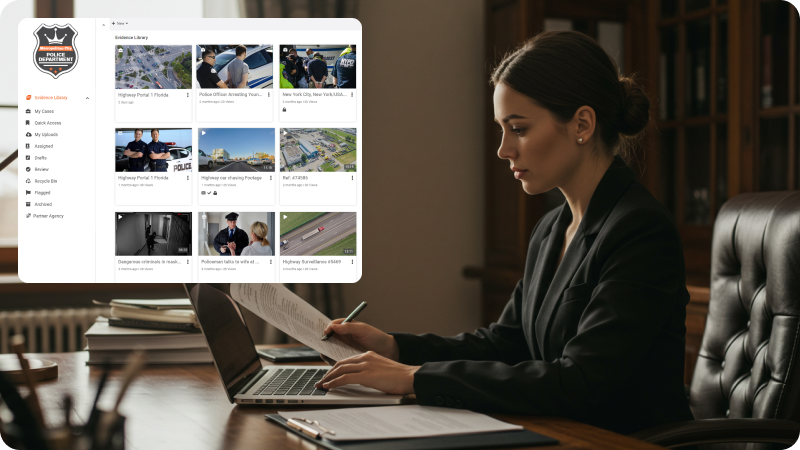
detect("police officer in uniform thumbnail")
[147,129,170,172]
[196,49,229,89]
[123,129,148,171]
[213,212,249,256]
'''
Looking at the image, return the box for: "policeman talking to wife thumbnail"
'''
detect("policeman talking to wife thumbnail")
[213,212,249,256]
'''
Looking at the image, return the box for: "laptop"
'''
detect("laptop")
[184,283,403,406]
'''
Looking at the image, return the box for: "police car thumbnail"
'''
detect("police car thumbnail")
[116,128,192,173]
[278,45,355,89]
[198,212,275,257]
[280,128,356,173]
[115,45,191,89]
[197,128,275,173]
[115,212,191,256]
[195,45,273,89]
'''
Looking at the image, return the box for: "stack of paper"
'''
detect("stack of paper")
[84,318,211,364]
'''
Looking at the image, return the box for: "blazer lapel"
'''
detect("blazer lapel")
[532,155,636,360]
[525,204,569,358]
[534,223,589,360]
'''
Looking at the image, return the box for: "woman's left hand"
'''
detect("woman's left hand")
[315,351,419,395]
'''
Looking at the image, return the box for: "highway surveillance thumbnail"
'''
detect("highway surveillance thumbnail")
[115,45,191,89]
[280,212,356,257]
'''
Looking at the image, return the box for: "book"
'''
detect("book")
[110,299,193,310]
[84,321,207,351]
[108,317,200,333]
[87,347,212,365]
[109,305,196,324]
[257,347,321,362]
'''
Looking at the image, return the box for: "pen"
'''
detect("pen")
[321,301,367,341]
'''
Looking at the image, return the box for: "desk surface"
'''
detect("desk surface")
[22,346,664,450]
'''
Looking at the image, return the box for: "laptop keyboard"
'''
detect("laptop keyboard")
[254,368,329,396]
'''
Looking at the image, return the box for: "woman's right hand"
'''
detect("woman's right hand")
[322,319,399,362]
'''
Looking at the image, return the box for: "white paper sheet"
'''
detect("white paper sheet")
[278,405,523,441]
[229,283,361,361]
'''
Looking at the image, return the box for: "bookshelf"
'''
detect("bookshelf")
[642,0,799,285]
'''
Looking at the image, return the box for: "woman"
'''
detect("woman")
[314,31,694,435]
[240,221,273,256]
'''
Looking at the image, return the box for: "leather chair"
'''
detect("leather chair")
[632,192,800,448]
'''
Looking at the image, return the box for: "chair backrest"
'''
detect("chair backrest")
[690,191,800,422]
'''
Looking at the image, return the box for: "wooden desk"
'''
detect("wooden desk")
[21,345,665,450]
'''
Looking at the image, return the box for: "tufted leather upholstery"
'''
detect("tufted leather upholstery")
[688,191,800,447]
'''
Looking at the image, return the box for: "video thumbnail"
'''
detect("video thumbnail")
[198,128,275,172]
[280,128,356,173]
[280,212,356,256]
[278,45,355,89]
[115,212,192,256]
[115,45,192,89]
[199,211,275,256]
[115,128,192,173]
[195,45,273,89]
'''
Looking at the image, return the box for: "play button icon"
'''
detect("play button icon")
[201,130,206,135]
[283,215,287,219]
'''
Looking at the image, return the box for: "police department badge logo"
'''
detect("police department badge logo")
[33,24,79,79]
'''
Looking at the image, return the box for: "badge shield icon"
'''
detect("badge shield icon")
[33,24,78,79]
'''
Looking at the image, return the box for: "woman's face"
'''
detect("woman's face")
[493,83,588,195]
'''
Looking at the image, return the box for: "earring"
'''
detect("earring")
[578,138,583,143]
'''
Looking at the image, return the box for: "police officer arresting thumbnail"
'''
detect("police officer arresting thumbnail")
[115,128,192,173]
[115,45,191,89]
[195,45,273,89]
[198,212,275,257]
[115,213,192,256]
[278,45,355,89]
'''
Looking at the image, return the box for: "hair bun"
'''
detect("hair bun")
[617,76,650,136]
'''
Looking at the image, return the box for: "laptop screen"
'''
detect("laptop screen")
[185,283,262,403]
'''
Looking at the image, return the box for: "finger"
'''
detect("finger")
[317,361,367,387]
[328,320,365,336]
[321,373,361,391]
[322,318,349,335]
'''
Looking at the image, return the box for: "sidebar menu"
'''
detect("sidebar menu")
[17,18,97,282]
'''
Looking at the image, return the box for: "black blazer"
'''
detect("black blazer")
[391,156,694,434]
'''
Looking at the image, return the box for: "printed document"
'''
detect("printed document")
[230,283,361,361]
[278,405,523,441]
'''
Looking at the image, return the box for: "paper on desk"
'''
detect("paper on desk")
[229,283,361,361]
[278,405,523,441]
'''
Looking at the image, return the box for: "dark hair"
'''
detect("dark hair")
[202,49,215,59]
[134,128,143,134]
[151,129,159,134]
[235,45,247,57]
[491,31,649,161]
